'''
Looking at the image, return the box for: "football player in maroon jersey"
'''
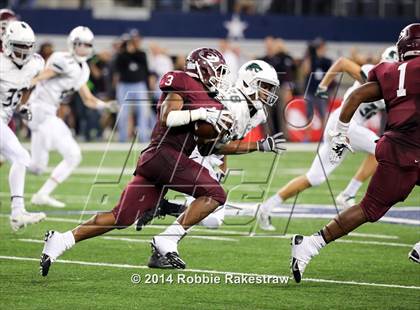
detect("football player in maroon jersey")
[39,48,285,275]
[290,23,420,283]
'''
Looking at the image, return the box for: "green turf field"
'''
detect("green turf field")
[0,148,419,309]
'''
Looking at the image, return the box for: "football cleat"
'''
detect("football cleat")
[136,200,187,231]
[151,237,186,269]
[147,244,175,269]
[136,208,156,231]
[335,192,356,209]
[10,211,46,231]
[258,213,276,231]
[408,242,420,264]
[290,235,320,283]
[39,231,67,276]
[31,193,66,208]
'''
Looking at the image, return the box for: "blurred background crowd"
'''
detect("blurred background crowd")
[2,0,418,142]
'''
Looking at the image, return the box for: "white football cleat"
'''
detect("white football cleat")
[31,193,66,208]
[10,211,46,231]
[151,236,185,269]
[290,235,320,283]
[408,242,420,264]
[40,231,67,276]
[258,213,276,231]
[335,192,356,209]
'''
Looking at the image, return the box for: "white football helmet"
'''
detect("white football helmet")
[67,26,94,63]
[2,21,35,66]
[381,45,398,62]
[236,60,280,108]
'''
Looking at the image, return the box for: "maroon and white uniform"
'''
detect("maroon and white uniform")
[359,56,420,221]
[112,71,227,227]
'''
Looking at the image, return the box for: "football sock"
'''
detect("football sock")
[38,177,59,196]
[311,231,327,250]
[62,231,76,249]
[159,220,187,244]
[342,178,362,197]
[260,194,283,214]
[9,163,26,215]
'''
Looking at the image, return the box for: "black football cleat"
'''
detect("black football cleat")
[148,245,175,269]
[40,254,52,277]
[164,251,186,269]
[136,208,156,231]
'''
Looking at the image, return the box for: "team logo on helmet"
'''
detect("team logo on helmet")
[245,63,263,73]
[199,50,220,63]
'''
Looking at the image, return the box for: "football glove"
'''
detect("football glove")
[18,104,32,121]
[315,85,328,100]
[328,130,354,164]
[257,132,287,154]
[204,108,233,133]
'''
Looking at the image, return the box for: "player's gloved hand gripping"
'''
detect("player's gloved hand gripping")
[257,132,287,154]
[328,120,354,164]
[315,85,329,99]
[18,104,32,121]
[166,107,233,133]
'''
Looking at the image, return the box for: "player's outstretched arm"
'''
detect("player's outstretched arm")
[30,68,57,88]
[316,57,363,98]
[78,84,108,110]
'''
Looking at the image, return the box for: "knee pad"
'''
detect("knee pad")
[306,172,325,187]
[200,214,223,229]
[14,147,31,167]
[359,196,390,222]
[64,150,82,168]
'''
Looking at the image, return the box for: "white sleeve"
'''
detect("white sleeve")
[47,53,69,74]
[360,64,375,81]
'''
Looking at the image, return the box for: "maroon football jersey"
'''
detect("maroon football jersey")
[146,70,222,156]
[368,56,420,149]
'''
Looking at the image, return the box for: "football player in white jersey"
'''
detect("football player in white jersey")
[0,21,46,230]
[147,60,285,268]
[257,47,398,231]
[27,26,108,208]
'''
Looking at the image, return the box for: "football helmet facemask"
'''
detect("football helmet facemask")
[67,26,94,63]
[3,21,35,66]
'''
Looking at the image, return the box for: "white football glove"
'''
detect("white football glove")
[257,132,287,154]
[18,104,32,121]
[203,108,233,133]
[328,130,354,164]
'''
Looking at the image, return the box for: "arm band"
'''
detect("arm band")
[166,108,206,127]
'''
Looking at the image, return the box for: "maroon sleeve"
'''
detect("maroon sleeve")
[159,71,186,93]
[367,64,380,82]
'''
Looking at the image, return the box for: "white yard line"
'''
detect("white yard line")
[190,236,238,242]
[0,255,419,290]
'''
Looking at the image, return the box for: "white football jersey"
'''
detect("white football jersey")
[0,52,44,123]
[332,64,385,126]
[29,51,90,114]
[217,87,267,140]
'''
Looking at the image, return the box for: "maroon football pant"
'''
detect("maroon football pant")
[359,138,420,222]
[112,147,227,227]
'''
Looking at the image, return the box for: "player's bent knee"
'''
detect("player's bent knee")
[65,151,82,168]
[359,198,390,222]
[200,215,223,229]
[306,173,325,187]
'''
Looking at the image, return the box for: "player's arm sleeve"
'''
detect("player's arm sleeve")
[360,64,375,82]
[47,53,69,74]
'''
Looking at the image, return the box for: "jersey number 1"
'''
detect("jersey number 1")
[397,63,407,97]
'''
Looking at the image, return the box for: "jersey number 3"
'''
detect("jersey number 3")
[397,63,407,97]
[164,74,174,86]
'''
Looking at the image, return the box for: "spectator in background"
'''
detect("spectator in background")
[260,36,296,135]
[301,37,332,123]
[148,42,174,110]
[114,30,153,142]
[38,42,54,61]
[219,39,240,82]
